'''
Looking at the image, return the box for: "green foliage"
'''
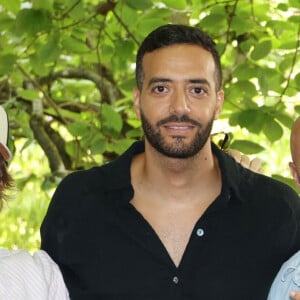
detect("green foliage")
[0,0,299,249]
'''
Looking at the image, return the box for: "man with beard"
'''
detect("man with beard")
[41,24,300,300]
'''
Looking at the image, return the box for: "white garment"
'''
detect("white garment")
[0,249,69,299]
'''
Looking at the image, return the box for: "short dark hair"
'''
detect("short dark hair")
[135,24,222,91]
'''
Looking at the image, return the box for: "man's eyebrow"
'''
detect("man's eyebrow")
[147,77,172,87]
[147,77,211,88]
[188,78,211,87]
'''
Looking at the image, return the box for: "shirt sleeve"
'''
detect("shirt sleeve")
[267,250,300,300]
[40,171,83,264]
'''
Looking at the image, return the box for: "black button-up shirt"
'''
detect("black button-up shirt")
[41,141,300,300]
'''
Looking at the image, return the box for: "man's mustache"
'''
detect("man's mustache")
[157,115,201,127]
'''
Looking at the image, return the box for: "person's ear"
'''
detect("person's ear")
[289,162,300,189]
[133,88,141,120]
[214,90,224,119]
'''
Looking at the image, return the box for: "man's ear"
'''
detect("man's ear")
[289,162,300,189]
[214,90,224,120]
[133,88,141,120]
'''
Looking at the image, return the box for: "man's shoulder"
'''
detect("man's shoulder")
[216,146,299,205]
[57,140,144,192]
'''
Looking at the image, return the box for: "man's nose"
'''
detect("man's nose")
[169,88,191,115]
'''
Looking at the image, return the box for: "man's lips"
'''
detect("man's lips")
[162,123,196,134]
[163,123,196,129]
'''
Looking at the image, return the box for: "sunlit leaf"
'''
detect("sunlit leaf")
[37,32,61,63]
[18,89,40,101]
[229,110,265,134]
[262,119,283,143]
[275,113,294,129]
[32,0,53,12]
[289,0,300,8]
[90,136,107,155]
[294,73,300,89]
[67,121,91,137]
[230,140,265,154]
[161,0,187,9]
[295,105,300,114]
[0,54,17,75]
[199,14,227,28]
[125,0,153,10]
[107,139,135,155]
[0,0,20,14]
[61,36,90,53]
[251,40,272,61]
[102,103,123,138]
[16,9,52,35]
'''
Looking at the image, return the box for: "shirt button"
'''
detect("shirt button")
[196,228,204,237]
[173,276,179,284]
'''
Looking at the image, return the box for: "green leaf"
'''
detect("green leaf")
[295,105,300,114]
[250,40,272,61]
[232,64,258,80]
[279,56,293,73]
[0,54,17,75]
[37,32,61,63]
[289,15,300,23]
[229,110,265,134]
[67,121,91,137]
[0,0,20,14]
[263,96,280,107]
[90,136,107,155]
[18,89,40,100]
[258,72,269,96]
[0,12,16,31]
[275,113,294,129]
[262,119,283,143]
[125,0,153,10]
[294,73,300,89]
[200,14,227,28]
[114,40,135,59]
[289,0,300,8]
[277,3,288,11]
[107,139,135,155]
[102,103,123,138]
[229,80,257,100]
[61,36,90,54]
[16,9,52,35]
[231,16,253,36]
[161,0,187,9]
[230,140,265,154]
[29,54,50,76]
[32,0,53,12]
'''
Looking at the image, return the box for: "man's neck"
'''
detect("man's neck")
[131,140,220,203]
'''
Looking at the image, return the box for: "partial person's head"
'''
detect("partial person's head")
[0,106,13,208]
[290,117,300,190]
[133,24,224,158]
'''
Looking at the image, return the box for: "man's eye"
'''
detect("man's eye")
[192,87,205,94]
[154,86,167,93]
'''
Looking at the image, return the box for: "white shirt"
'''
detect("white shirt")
[0,249,69,299]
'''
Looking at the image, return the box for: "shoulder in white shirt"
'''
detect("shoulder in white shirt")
[0,249,69,300]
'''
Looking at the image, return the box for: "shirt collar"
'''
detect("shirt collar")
[105,140,245,203]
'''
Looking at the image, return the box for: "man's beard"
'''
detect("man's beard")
[140,111,214,159]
